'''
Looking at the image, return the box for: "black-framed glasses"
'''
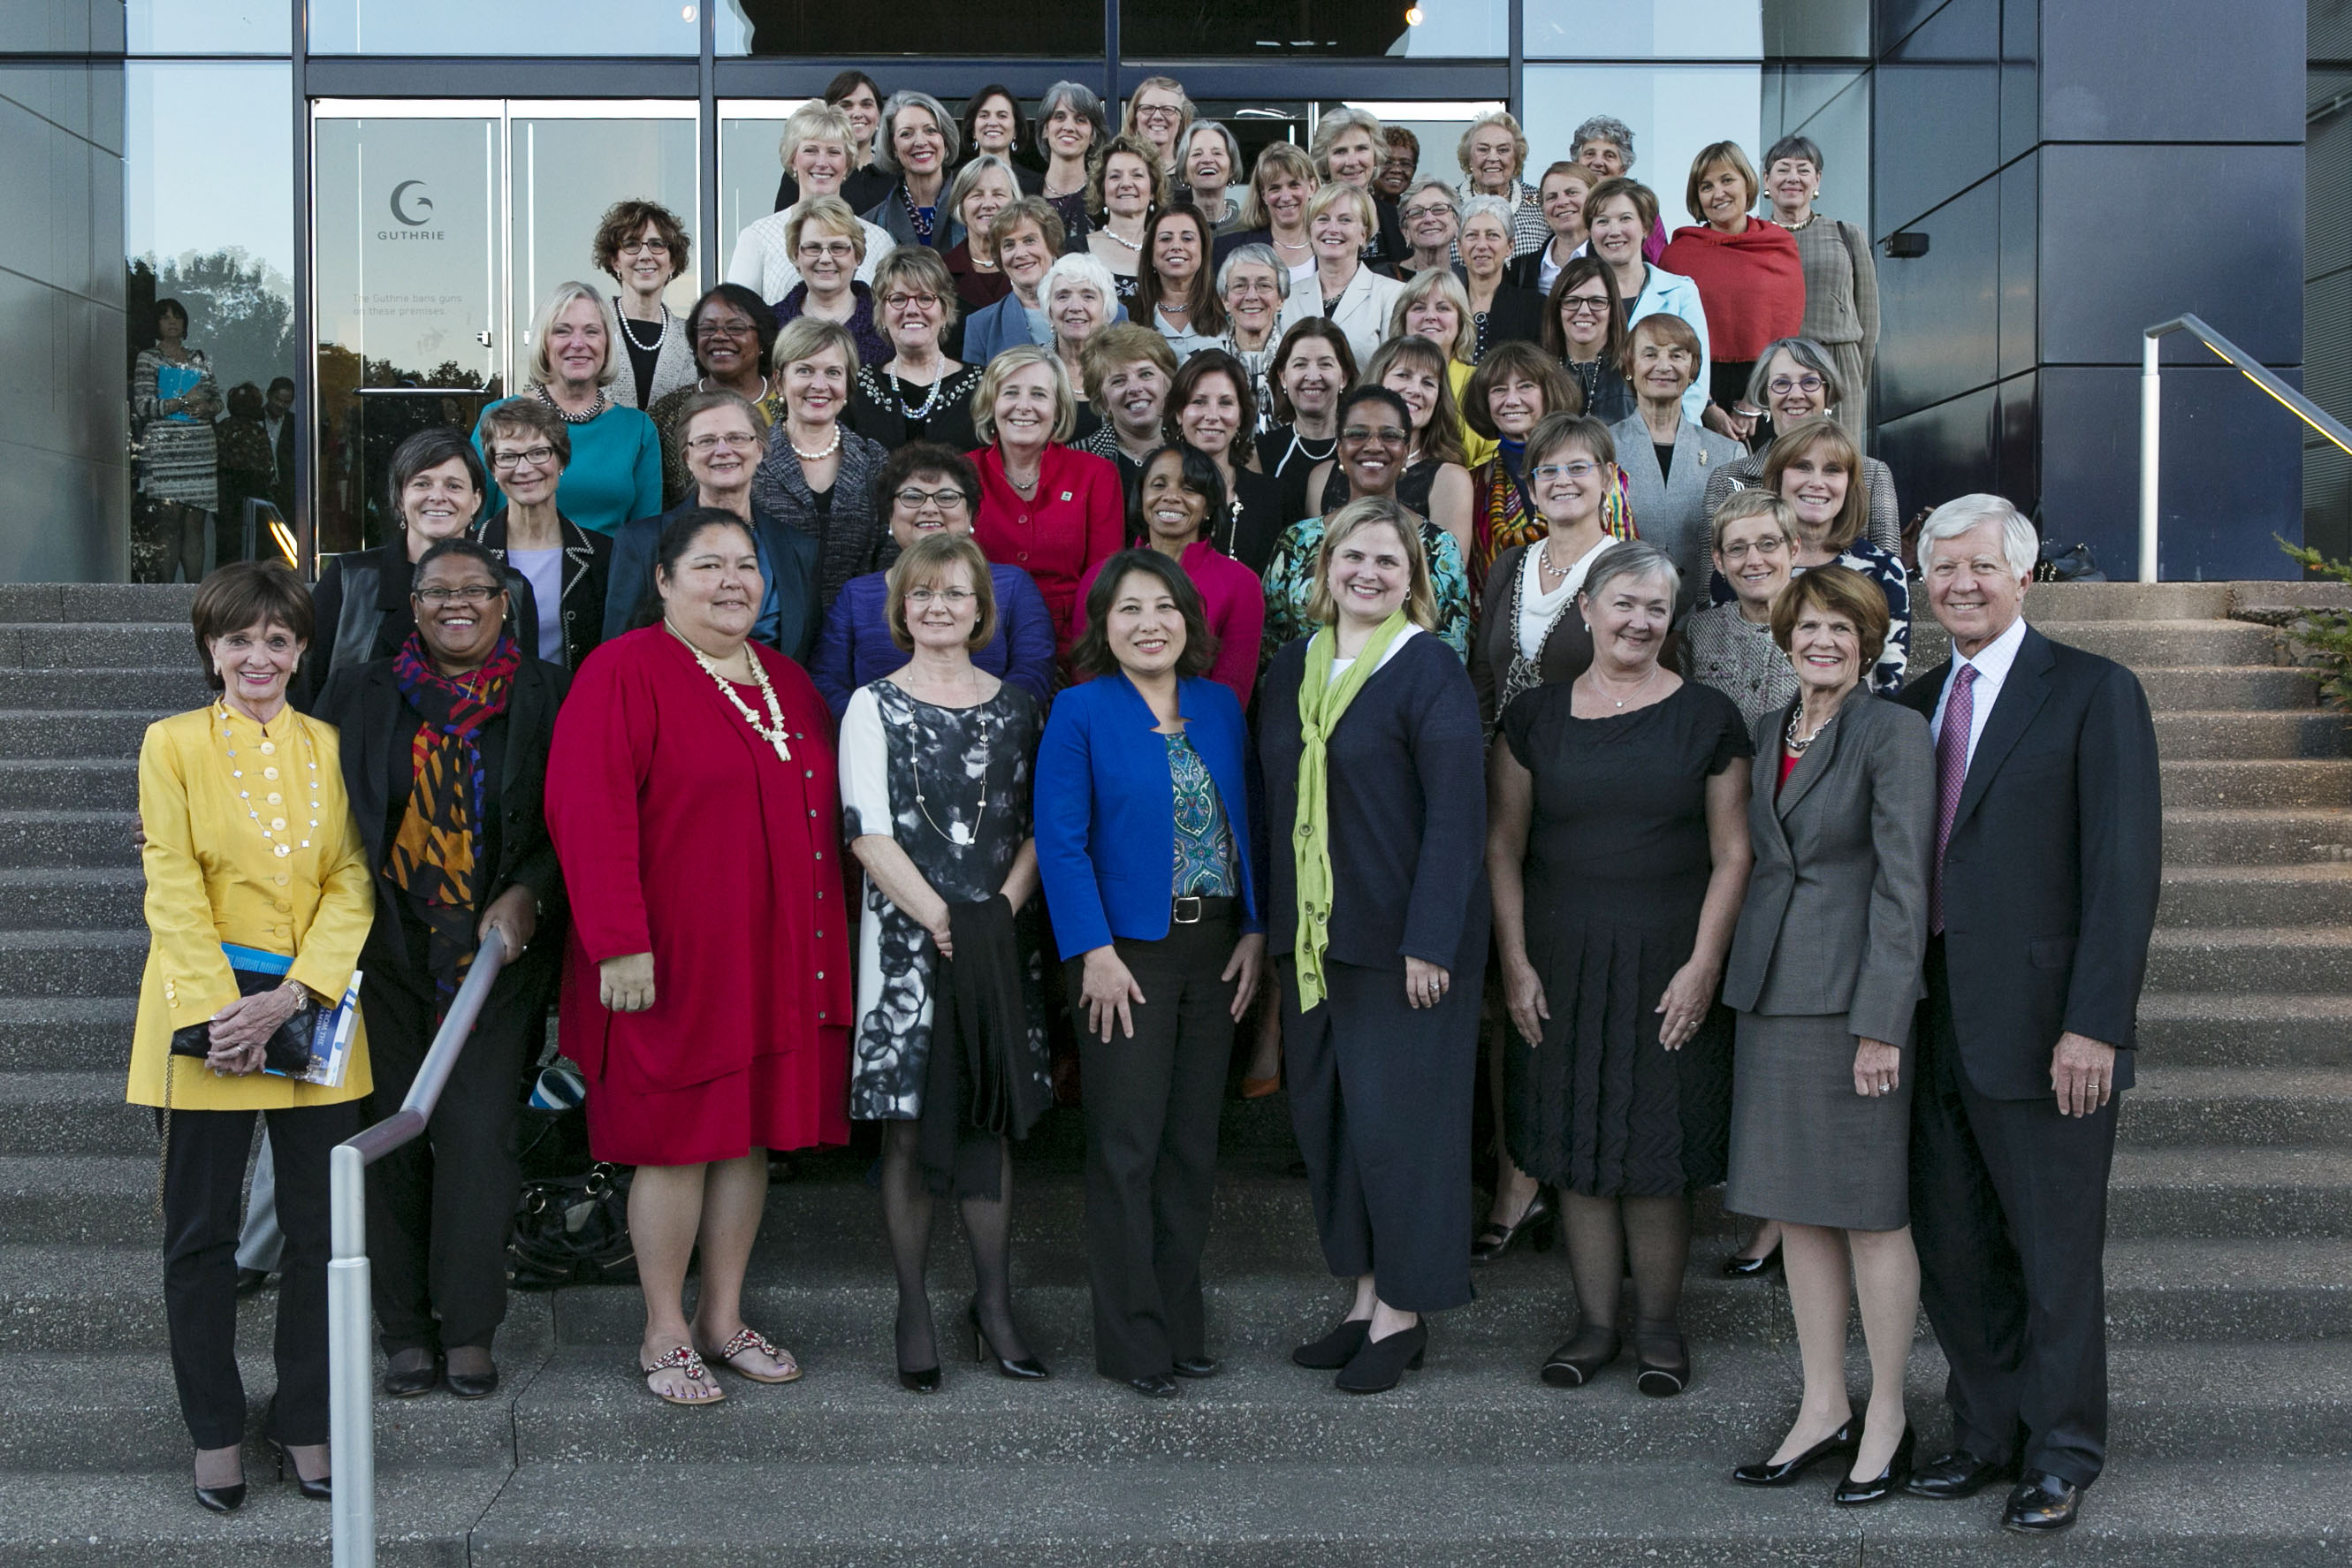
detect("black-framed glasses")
[618,238,670,255]
[1342,425,1409,444]
[895,486,970,511]
[415,584,502,605]
[695,317,756,340]
[1768,375,1827,396]
[1560,295,1612,317]
[487,445,558,469]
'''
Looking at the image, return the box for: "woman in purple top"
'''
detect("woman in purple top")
[809,443,1057,718]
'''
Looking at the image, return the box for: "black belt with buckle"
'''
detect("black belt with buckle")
[1170,894,1238,925]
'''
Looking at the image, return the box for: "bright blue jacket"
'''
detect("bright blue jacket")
[960,293,1130,366]
[1034,670,1264,961]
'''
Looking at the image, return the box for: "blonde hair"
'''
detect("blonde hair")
[527,280,615,389]
[884,532,997,652]
[1454,109,1529,183]
[1710,487,1796,555]
[1389,270,1476,365]
[1305,497,1437,631]
[773,315,859,377]
[1309,106,1384,180]
[1078,322,1176,407]
[1305,180,1374,234]
[1238,142,1319,231]
[779,102,856,174]
[784,195,867,264]
[972,345,1077,446]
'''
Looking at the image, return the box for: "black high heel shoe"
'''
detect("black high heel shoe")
[898,1363,942,1394]
[1732,1416,1859,1486]
[1290,1316,1371,1369]
[1633,1324,1690,1397]
[966,1298,1048,1380]
[1335,1321,1427,1394]
[1471,1191,1557,1264]
[270,1441,331,1502]
[193,1451,245,1515]
[1722,1242,1783,1279]
[1538,1326,1621,1389]
[1833,1422,1916,1506]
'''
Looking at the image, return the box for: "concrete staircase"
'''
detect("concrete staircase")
[0,580,2346,1564]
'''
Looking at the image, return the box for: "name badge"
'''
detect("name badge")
[1060,491,1073,501]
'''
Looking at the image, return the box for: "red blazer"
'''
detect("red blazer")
[1658,219,1805,363]
[1074,539,1266,712]
[970,443,1125,666]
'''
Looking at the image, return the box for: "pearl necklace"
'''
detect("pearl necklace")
[666,622,792,762]
[217,702,322,859]
[537,384,606,425]
[787,422,842,462]
[1099,224,1144,252]
[909,702,991,847]
[613,300,670,354]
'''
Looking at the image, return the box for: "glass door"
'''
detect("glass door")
[310,98,698,559]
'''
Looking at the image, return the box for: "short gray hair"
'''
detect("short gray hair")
[1180,118,1242,180]
[1744,336,1846,411]
[872,91,960,175]
[1400,175,1459,219]
[1581,538,1680,603]
[1917,494,2038,578]
[1459,193,1518,235]
[1216,242,1290,301]
[1572,114,1637,170]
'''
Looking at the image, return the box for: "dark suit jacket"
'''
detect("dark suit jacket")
[1899,624,2163,1099]
[1470,279,1547,354]
[474,508,612,674]
[1722,693,1935,1045]
[301,541,538,713]
[601,501,823,661]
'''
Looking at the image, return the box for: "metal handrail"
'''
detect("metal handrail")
[2141,315,2352,582]
[328,927,507,1568]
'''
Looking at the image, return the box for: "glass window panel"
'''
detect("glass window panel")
[1526,0,1761,61]
[1519,62,1762,223]
[128,0,291,54]
[125,61,298,574]
[309,0,696,55]
[1762,65,1868,228]
[716,0,1101,56]
[718,103,810,266]
[1762,0,1869,58]
[1113,0,1501,58]
[511,110,700,353]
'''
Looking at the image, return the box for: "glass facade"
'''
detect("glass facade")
[310,0,698,56]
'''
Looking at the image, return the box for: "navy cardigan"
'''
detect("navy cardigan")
[808,563,1058,719]
[1256,629,1489,974]
[1034,669,1266,961]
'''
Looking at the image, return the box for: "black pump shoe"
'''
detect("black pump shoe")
[1833,1424,1916,1506]
[897,1363,942,1394]
[1471,1191,1557,1264]
[1732,1417,1859,1486]
[1722,1242,1783,1279]
[1539,1327,1621,1389]
[1335,1321,1427,1394]
[1127,1374,1179,1398]
[270,1442,331,1502]
[1633,1325,1690,1397]
[193,1454,246,1517]
[445,1358,500,1401]
[1291,1316,1371,1369]
[1170,1356,1220,1379]
[966,1298,1048,1380]
[384,1350,443,1398]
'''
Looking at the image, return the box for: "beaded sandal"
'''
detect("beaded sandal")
[702,1326,803,1384]
[638,1344,726,1406]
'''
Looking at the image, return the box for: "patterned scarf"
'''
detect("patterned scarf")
[1291,609,1409,1011]
[386,633,519,1019]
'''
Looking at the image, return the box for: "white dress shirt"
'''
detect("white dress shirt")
[1930,613,2029,773]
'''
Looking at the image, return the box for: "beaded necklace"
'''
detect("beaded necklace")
[666,622,792,762]
[216,701,322,859]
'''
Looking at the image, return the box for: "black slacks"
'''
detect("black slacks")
[1910,939,2120,1487]
[362,947,544,1357]
[161,1097,359,1449]
[1281,955,1477,1315]
[1071,916,1238,1380]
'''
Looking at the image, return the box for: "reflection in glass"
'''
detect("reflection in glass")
[1119,0,1502,57]
[309,0,696,56]
[511,112,699,345]
[125,62,296,579]
[718,105,811,240]
[1525,0,1762,60]
[128,0,292,54]
[717,0,1101,56]
[1519,62,1763,229]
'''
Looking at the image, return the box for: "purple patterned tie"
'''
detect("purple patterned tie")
[1930,665,1978,934]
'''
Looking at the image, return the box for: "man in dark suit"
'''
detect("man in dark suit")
[263,377,298,520]
[1897,495,2162,1534]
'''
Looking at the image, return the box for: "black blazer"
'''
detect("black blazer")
[1899,624,2163,1099]
[1503,249,1551,293]
[301,541,538,713]
[312,651,570,970]
[473,508,612,674]
[1258,630,1489,974]
[1473,282,1548,356]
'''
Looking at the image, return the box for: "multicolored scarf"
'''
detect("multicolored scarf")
[1292,609,1409,1011]
[386,633,519,1019]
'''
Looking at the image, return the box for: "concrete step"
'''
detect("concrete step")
[2159,808,2352,866]
[0,1073,154,1154]
[0,930,147,997]
[2033,582,2239,620]
[2146,927,2352,993]
[0,997,136,1071]
[0,709,172,761]
[2135,666,2318,712]
[0,669,209,712]
[2158,864,2352,927]
[0,760,138,812]
[0,1468,499,1567]
[2135,993,2352,1066]
[0,810,140,870]
[0,623,195,670]
[2036,620,2281,670]
[2153,710,2349,761]
[0,867,146,930]
[2159,759,2352,809]
[2128,1067,2352,1146]
[0,585,200,624]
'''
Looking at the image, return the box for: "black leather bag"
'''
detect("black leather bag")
[167,967,316,1076]
[506,1163,637,1290]
[2035,540,2106,582]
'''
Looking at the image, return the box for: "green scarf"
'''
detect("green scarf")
[1292,609,1411,1010]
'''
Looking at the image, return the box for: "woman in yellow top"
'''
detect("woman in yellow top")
[127,559,374,1514]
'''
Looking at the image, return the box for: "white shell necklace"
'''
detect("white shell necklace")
[667,622,792,762]
[216,701,322,859]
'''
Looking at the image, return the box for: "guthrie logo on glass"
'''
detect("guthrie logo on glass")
[378,180,445,241]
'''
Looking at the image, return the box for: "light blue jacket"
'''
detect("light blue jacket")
[1626,264,1713,425]
[961,293,1131,366]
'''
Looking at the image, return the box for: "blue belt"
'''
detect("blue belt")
[220,942,293,976]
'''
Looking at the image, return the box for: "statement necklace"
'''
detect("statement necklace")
[1785,704,1838,756]
[613,301,670,354]
[216,702,322,859]
[667,622,792,762]
[537,384,606,425]
[788,422,842,463]
[887,363,950,421]
[1099,223,1144,252]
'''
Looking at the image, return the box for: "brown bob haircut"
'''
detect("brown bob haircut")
[1266,318,1359,424]
[591,199,692,285]
[1770,560,1891,676]
[1620,310,1702,384]
[885,532,998,653]
[1585,174,1658,233]
[1070,547,1217,679]
[193,560,315,690]
[1464,340,1579,440]
[1541,255,1628,363]
[1762,415,1870,551]
[1685,141,1760,224]
[478,396,573,468]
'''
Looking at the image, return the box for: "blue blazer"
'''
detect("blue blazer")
[602,500,822,661]
[961,293,1129,366]
[1035,670,1264,960]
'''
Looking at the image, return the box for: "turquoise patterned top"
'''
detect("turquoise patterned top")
[1167,732,1238,897]
[1259,513,1473,667]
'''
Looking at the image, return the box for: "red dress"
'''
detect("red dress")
[969,442,1125,666]
[545,627,851,1165]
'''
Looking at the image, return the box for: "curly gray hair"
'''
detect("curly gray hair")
[1572,114,1637,170]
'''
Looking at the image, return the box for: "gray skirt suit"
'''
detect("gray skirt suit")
[1723,691,1934,1231]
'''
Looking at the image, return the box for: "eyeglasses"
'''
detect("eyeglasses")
[1342,425,1409,444]
[695,317,756,340]
[882,292,943,311]
[1719,536,1788,560]
[619,238,670,255]
[488,445,559,469]
[415,584,502,605]
[1530,460,1599,482]
[1768,375,1827,397]
[1401,202,1456,222]
[895,486,970,510]
[686,431,762,452]
[905,587,976,605]
[797,240,857,260]
[1134,104,1184,122]
[1560,295,1612,317]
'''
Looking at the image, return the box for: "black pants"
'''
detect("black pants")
[362,950,543,1357]
[1070,916,1238,1380]
[1911,939,2120,1487]
[1281,955,1477,1315]
[161,1098,359,1449]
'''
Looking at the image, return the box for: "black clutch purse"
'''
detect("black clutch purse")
[167,967,316,1076]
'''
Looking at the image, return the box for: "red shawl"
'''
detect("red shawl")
[1658,219,1805,362]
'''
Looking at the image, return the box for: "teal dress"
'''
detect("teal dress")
[473,395,663,537]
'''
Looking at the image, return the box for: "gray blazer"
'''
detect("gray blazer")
[1721,690,1935,1045]
[1610,411,1747,618]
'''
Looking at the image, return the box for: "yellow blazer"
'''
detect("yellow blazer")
[126,704,374,1111]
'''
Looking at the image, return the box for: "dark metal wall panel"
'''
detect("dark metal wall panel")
[1876,0,1958,54]
[1998,149,2036,380]
[1874,381,1998,516]
[1875,178,1999,419]
[2318,0,2352,56]
[1872,0,1999,233]
[2039,0,2304,141]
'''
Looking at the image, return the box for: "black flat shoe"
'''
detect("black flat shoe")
[384,1351,443,1398]
[898,1364,942,1394]
[966,1298,1049,1380]
[1732,1417,1859,1485]
[1538,1327,1620,1389]
[1291,1316,1371,1369]
[2002,1472,2083,1534]
[1833,1423,1915,1506]
[1170,1356,1220,1379]
[1335,1321,1427,1394]
[445,1366,500,1401]
[1721,1243,1782,1279]
[270,1442,331,1502]
[1471,1191,1557,1264]
[1633,1324,1689,1397]
[234,1267,271,1296]
[1905,1448,2016,1500]
[1127,1374,1179,1398]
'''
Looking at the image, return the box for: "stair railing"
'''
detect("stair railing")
[327,928,507,1568]
[2142,315,2352,582]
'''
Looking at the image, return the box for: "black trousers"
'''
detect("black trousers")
[161,1097,359,1449]
[1281,955,1477,1315]
[362,948,544,1357]
[1910,939,2120,1487]
[1071,916,1238,1380]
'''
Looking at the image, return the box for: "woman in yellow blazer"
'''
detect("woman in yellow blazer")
[127,560,373,1514]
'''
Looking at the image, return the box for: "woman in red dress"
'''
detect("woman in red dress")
[546,506,850,1406]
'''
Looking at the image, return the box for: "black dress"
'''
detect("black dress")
[1499,679,1751,1197]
